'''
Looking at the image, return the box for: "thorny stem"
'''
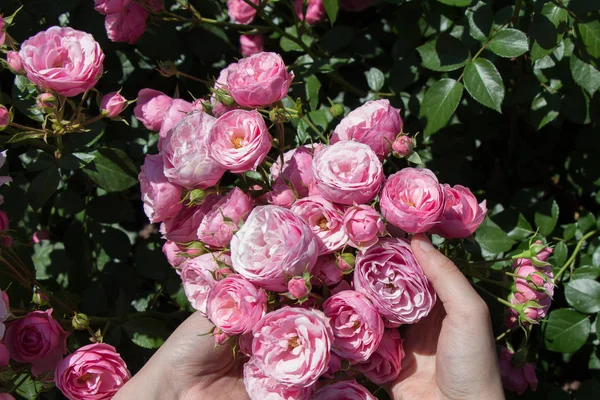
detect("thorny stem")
[555,230,598,281]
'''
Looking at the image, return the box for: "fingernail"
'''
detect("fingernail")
[418,236,434,252]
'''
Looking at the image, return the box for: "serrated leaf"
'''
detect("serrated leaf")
[463,58,505,112]
[489,29,529,58]
[82,147,137,192]
[365,67,385,92]
[570,55,600,95]
[27,167,60,211]
[466,2,493,42]
[417,34,470,72]
[475,224,516,253]
[530,91,561,130]
[529,3,568,61]
[553,241,568,267]
[574,265,600,281]
[544,308,591,353]
[577,19,600,58]
[420,78,464,136]
[280,26,313,52]
[322,0,339,24]
[565,279,600,314]
[304,74,321,111]
[534,199,559,236]
[12,75,44,123]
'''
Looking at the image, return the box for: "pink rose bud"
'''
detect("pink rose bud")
[134,88,173,131]
[380,167,445,234]
[338,253,355,272]
[534,240,553,262]
[6,51,24,74]
[295,0,326,25]
[266,179,297,208]
[270,145,321,198]
[32,288,49,306]
[180,252,232,315]
[243,359,314,400]
[94,0,131,14]
[105,2,149,44]
[392,135,414,157]
[208,109,272,173]
[138,154,183,223]
[162,111,226,189]
[227,52,295,108]
[312,141,384,205]
[252,307,333,386]
[213,328,229,345]
[160,194,221,243]
[323,290,384,363]
[19,27,104,97]
[513,259,554,299]
[0,16,5,47]
[5,309,68,376]
[240,34,264,57]
[312,255,343,286]
[331,100,403,160]
[157,99,193,149]
[36,93,56,109]
[499,347,538,395]
[231,205,319,292]
[100,91,127,117]
[356,328,405,384]
[0,106,9,130]
[433,184,487,238]
[340,0,375,12]
[55,343,131,400]
[313,380,376,400]
[0,342,9,367]
[288,277,310,299]
[506,295,551,327]
[354,238,436,326]
[343,204,386,251]
[162,240,196,268]
[227,0,259,24]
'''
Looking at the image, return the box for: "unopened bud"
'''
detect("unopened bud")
[185,188,206,206]
[215,90,235,107]
[32,288,49,306]
[288,276,310,300]
[338,253,355,273]
[392,135,414,158]
[213,328,229,345]
[6,51,24,74]
[37,93,56,109]
[0,105,10,131]
[100,92,127,118]
[330,103,344,118]
[72,313,90,331]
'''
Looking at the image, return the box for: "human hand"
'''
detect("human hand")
[388,234,504,400]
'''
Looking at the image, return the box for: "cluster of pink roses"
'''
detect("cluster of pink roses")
[136,49,488,397]
[94,0,162,45]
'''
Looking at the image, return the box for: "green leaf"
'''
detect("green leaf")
[6,131,45,144]
[417,34,470,72]
[322,0,339,24]
[280,26,313,52]
[82,147,138,192]
[475,224,516,253]
[577,19,600,58]
[534,199,559,236]
[12,75,44,123]
[27,167,60,211]
[530,92,561,130]
[15,374,43,400]
[553,241,568,267]
[466,2,493,42]
[570,55,600,96]
[565,279,600,314]
[529,3,568,61]
[573,265,600,281]
[304,74,321,111]
[122,317,170,349]
[365,67,385,92]
[438,0,472,7]
[489,29,529,58]
[421,78,464,136]
[544,308,591,353]
[463,58,505,112]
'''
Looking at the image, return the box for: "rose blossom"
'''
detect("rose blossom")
[323,291,384,363]
[100,92,127,118]
[291,195,348,254]
[499,347,538,395]
[162,111,226,189]
[0,291,9,339]
[208,110,271,173]
[207,275,267,335]
[134,89,173,131]
[162,241,185,267]
[227,0,259,24]
[0,106,8,130]
[138,154,182,223]
[354,238,436,326]
[392,135,414,157]
[7,52,24,74]
[180,252,232,315]
[0,342,8,367]
[94,0,131,14]
[343,205,386,251]
[160,194,221,243]
[288,277,310,299]
[312,255,344,286]
[295,0,326,25]
[433,184,487,238]
[231,205,319,291]
[252,307,333,386]
[240,34,264,57]
[5,309,68,376]
[380,168,445,234]
[104,2,149,45]
[266,179,297,208]
[271,145,321,198]
[54,343,131,400]
[157,99,193,148]
[19,27,104,97]
[243,359,313,400]
[313,380,376,400]
[331,100,403,160]
[340,0,375,11]
[227,52,294,108]
[312,141,383,206]
[356,328,405,384]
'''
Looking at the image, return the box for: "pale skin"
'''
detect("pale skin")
[114,234,505,400]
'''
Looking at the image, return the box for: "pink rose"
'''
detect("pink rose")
[162,241,185,267]
[54,343,130,400]
[94,0,131,14]
[433,184,487,238]
[157,99,193,149]
[343,205,386,251]
[227,52,294,108]
[331,100,402,160]
[312,255,344,286]
[323,290,384,363]
[160,194,221,243]
[0,16,4,47]
[5,309,68,376]
[513,259,554,300]
[506,294,551,327]
[208,110,272,173]
[0,106,8,130]
[162,111,226,189]
[230,205,319,291]
[227,0,259,24]
[354,238,436,326]
[243,359,313,400]
[266,179,297,208]
[100,92,127,118]
[180,252,232,315]
[104,2,149,44]
[240,34,264,57]
[270,145,321,198]
[207,275,267,335]
[356,328,405,384]
[313,380,376,400]
[499,347,538,395]
[291,195,348,254]
[295,0,326,25]
[392,135,414,157]
[134,89,173,131]
[211,63,238,117]
[312,141,383,205]
[340,0,375,11]
[19,27,104,97]
[36,93,56,109]
[288,277,310,299]
[6,51,24,74]
[138,154,183,223]
[380,168,445,234]
[252,307,333,386]
[0,342,9,367]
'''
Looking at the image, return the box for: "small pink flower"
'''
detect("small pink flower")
[433,184,487,238]
[313,380,376,400]
[138,154,183,223]
[134,89,173,131]
[356,328,405,384]
[288,277,310,299]
[213,329,229,345]
[243,359,314,400]
[295,0,326,25]
[162,241,186,268]
[0,342,9,367]
[157,99,193,149]
[160,194,221,243]
[227,0,259,24]
[499,347,538,395]
[36,93,56,109]
[240,34,264,57]
[54,343,130,400]
[104,2,149,45]
[6,52,24,74]
[94,0,131,14]
[343,205,386,251]
[312,141,383,205]
[100,92,127,118]
[180,252,232,315]
[392,135,414,157]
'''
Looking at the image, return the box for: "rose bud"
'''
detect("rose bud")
[6,51,24,74]
[100,92,127,118]
[243,359,314,400]
[104,2,149,44]
[313,380,376,400]
[213,329,229,346]
[94,0,131,15]
[392,135,414,157]
[288,276,311,300]
[134,88,173,131]
[240,34,264,57]
[343,204,386,252]
[0,106,9,130]
[499,347,538,395]
[36,93,56,109]
[432,184,487,239]
[295,0,326,25]
[138,154,183,223]
[356,328,405,384]
[72,313,90,330]
[162,241,201,268]
[227,0,259,24]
